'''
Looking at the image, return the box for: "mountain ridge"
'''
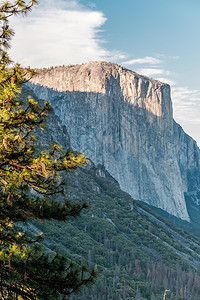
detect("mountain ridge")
[27,61,200,221]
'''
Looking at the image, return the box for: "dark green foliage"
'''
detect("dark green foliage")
[0,1,95,299]
[31,162,200,300]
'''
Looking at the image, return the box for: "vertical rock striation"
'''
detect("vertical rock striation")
[28,61,200,221]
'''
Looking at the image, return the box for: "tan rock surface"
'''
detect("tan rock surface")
[28,62,200,221]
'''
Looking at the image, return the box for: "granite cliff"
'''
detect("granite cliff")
[27,61,200,221]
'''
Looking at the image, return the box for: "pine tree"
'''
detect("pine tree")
[0,1,95,299]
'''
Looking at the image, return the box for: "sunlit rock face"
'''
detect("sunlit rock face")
[28,61,200,221]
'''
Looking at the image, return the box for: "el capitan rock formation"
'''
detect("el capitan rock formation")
[27,61,200,221]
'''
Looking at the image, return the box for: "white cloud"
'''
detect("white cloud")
[136,68,165,76]
[172,86,200,146]
[172,87,200,123]
[156,78,176,86]
[122,56,162,65]
[134,68,176,85]
[136,68,174,77]
[155,54,180,60]
[172,87,200,103]
[39,0,82,10]
[123,55,179,87]
[9,0,120,68]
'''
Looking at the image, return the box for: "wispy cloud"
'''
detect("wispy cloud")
[122,56,162,65]
[136,68,170,76]
[138,68,164,76]
[122,55,178,86]
[172,87,200,122]
[9,0,123,67]
[155,54,180,60]
[156,78,176,86]
[172,87,200,103]
[134,68,176,85]
[172,86,200,145]
[39,0,82,10]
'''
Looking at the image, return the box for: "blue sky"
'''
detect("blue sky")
[9,0,200,145]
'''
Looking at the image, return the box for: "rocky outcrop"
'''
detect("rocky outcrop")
[27,61,200,221]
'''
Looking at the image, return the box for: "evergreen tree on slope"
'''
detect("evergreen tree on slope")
[0,1,95,299]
